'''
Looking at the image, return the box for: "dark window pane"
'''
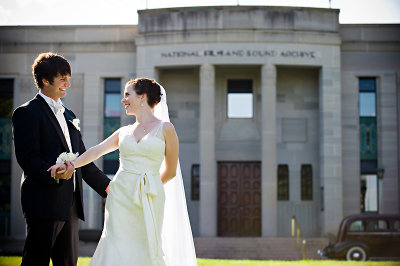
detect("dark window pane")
[0,119,12,160]
[103,79,121,175]
[359,92,376,117]
[227,79,253,93]
[0,161,11,212]
[367,220,387,232]
[104,117,120,161]
[0,79,13,118]
[359,78,376,92]
[360,117,377,160]
[277,164,289,201]
[0,79,12,236]
[191,164,200,201]
[393,220,400,232]
[349,220,365,232]
[104,117,120,138]
[301,164,313,201]
[105,79,121,93]
[360,160,377,175]
[103,160,119,175]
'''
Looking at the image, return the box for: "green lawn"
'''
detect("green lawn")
[0,257,399,266]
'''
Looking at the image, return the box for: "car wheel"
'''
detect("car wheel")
[346,246,367,261]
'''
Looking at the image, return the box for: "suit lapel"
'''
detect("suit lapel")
[36,94,70,152]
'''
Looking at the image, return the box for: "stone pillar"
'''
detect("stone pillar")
[341,72,360,217]
[199,64,216,236]
[398,72,400,214]
[379,71,399,213]
[319,66,343,235]
[136,67,158,81]
[135,49,158,81]
[10,144,25,239]
[11,76,36,239]
[261,64,277,237]
[80,74,104,229]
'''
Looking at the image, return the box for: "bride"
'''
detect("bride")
[49,78,197,266]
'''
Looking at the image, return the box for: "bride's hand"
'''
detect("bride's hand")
[47,163,67,177]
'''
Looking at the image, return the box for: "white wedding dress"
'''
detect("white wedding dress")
[90,122,167,266]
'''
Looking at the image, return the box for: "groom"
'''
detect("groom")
[12,52,110,266]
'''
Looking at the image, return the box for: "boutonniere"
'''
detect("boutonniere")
[56,152,79,164]
[71,118,80,131]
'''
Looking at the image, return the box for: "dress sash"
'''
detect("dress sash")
[121,167,164,263]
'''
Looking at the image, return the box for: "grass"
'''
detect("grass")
[0,257,399,266]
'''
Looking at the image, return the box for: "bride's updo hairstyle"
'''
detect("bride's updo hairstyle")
[127,78,163,108]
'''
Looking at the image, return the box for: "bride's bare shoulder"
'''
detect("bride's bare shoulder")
[162,121,175,131]
[162,122,177,137]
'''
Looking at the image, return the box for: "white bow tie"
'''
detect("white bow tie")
[48,101,65,114]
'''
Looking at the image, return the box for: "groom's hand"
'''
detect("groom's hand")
[56,161,74,180]
[52,161,75,180]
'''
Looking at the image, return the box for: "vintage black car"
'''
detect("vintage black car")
[318,214,400,261]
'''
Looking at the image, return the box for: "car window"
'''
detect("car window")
[348,220,365,232]
[393,220,400,232]
[367,219,388,232]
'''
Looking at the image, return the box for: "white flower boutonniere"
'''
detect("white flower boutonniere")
[72,118,80,131]
[56,152,79,164]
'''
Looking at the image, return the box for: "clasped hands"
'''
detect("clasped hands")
[47,162,110,194]
[48,162,74,180]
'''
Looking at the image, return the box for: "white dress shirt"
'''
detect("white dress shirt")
[39,91,75,191]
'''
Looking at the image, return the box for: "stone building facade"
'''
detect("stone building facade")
[0,6,399,240]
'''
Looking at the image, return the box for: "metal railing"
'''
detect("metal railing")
[291,216,306,260]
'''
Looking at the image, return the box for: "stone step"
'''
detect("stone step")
[194,237,329,260]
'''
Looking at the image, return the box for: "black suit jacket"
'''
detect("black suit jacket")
[12,94,110,221]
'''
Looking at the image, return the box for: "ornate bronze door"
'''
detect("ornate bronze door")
[218,162,261,236]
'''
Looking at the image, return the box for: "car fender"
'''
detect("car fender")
[333,241,370,257]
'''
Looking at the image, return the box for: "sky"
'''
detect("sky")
[0,0,399,26]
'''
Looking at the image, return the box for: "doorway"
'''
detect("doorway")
[218,162,261,236]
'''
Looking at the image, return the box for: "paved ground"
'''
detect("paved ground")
[0,238,97,257]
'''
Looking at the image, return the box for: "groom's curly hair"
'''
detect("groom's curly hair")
[127,78,163,108]
[32,52,71,89]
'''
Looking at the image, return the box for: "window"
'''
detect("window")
[361,174,378,212]
[359,77,378,213]
[277,164,289,201]
[301,164,313,201]
[349,220,366,232]
[227,79,253,118]
[393,220,400,232]
[0,78,13,236]
[103,78,121,176]
[367,220,388,232]
[191,164,200,201]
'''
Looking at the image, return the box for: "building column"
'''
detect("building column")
[11,76,36,239]
[11,139,25,239]
[80,74,104,229]
[261,64,277,237]
[319,66,343,235]
[379,71,399,213]
[136,67,158,81]
[341,72,360,217]
[136,48,158,80]
[199,64,216,236]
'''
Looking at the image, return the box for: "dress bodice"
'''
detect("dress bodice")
[118,122,165,175]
